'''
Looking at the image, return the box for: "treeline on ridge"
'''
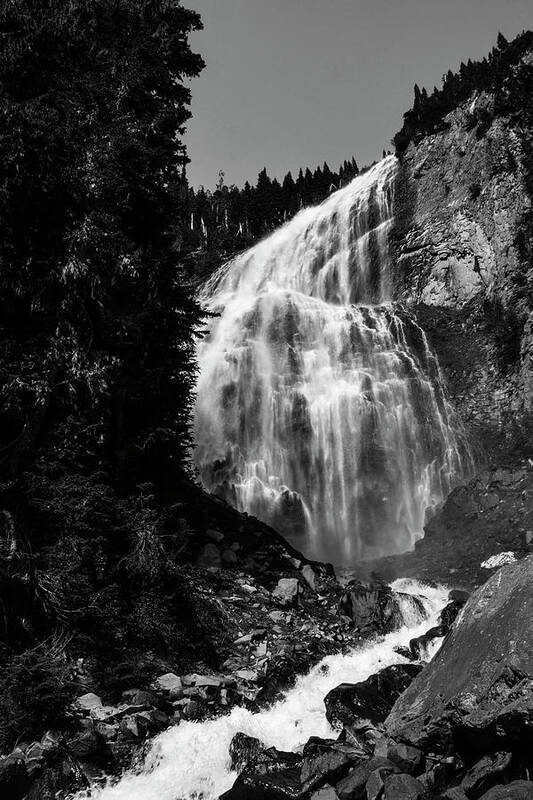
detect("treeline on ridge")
[393,30,533,153]
[184,155,393,273]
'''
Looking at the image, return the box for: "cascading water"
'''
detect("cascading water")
[77,580,448,800]
[195,156,471,561]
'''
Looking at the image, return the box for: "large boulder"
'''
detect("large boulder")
[386,556,533,756]
[338,582,425,635]
[325,664,422,729]
[221,738,362,800]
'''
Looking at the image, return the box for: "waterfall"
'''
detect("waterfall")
[77,581,448,800]
[194,156,471,561]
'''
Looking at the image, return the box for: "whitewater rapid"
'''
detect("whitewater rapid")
[80,580,447,800]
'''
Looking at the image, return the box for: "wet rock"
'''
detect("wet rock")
[272,578,300,607]
[448,589,470,604]
[334,756,398,800]
[479,781,533,800]
[229,733,267,772]
[383,772,426,799]
[220,748,303,800]
[339,582,425,635]
[386,557,533,755]
[460,752,512,799]
[439,600,464,630]
[409,625,444,661]
[325,664,423,728]
[222,738,361,800]
[300,738,362,790]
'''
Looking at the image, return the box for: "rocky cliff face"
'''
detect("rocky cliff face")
[386,555,533,761]
[391,50,533,458]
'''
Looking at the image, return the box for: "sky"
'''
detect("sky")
[184,0,533,189]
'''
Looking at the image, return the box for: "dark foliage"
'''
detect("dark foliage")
[0,0,209,748]
[393,31,533,154]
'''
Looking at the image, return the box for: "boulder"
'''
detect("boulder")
[460,752,512,799]
[386,557,533,755]
[338,582,425,635]
[479,781,533,800]
[334,756,398,800]
[74,692,102,711]
[382,773,426,799]
[300,738,362,790]
[229,733,267,772]
[150,672,183,699]
[222,738,361,800]
[366,764,399,800]
[325,664,422,728]
[409,625,444,661]
[272,578,300,607]
[219,748,304,800]
[311,787,339,800]
[387,741,425,776]
[301,564,316,591]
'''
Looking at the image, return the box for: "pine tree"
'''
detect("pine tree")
[0,0,205,490]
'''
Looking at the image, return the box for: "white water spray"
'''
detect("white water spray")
[194,158,471,561]
[81,580,447,800]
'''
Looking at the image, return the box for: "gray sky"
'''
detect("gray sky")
[185,0,533,189]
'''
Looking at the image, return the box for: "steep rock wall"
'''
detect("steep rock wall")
[391,59,533,458]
